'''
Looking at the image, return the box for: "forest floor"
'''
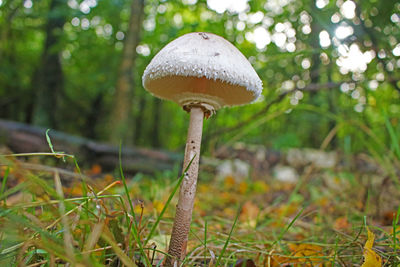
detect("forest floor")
[0,145,399,266]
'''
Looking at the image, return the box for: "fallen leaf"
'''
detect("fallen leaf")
[234,258,256,267]
[274,203,299,218]
[238,181,248,194]
[198,184,210,194]
[252,180,269,193]
[134,200,145,215]
[6,192,32,206]
[103,174,115,183]
[222,207,236,218]
[361,227,382,267]
[224,175,236,188]
[288,243,324,265]
[220,191,237,204]
[334,216,351,230]
[316,196,329,208]
[382,210,398,226]
[89,164,102,175]
[148,234,170,253]
[240,201,259,227]
[264,254,296,266]
[152,199,164,213]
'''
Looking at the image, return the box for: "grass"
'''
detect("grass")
[0,152,399,266]
[0,119,400,266]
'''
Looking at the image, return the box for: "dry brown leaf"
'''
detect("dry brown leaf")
[88,164,102,175]
[239,201,259,227]
[234,258,256,267]
[334,216,351,230]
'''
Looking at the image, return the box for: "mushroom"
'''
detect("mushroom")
[142,32,262,265]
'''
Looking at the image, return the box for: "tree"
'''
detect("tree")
[0,0,399,155]
[31,0,66,128]
[108,0,145,144]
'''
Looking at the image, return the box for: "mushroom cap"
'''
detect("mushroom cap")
[142,32,263,112]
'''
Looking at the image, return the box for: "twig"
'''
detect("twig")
[1,152,74,158]
[13,162,89,181]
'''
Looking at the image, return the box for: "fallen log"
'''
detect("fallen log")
[0,119,182,174]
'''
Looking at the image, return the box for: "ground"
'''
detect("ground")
[0,148,399,266]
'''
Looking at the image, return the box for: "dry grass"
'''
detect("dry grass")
[0,150,399,266]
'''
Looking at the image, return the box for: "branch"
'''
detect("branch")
[204,81,342,141]
[355,2,400,93]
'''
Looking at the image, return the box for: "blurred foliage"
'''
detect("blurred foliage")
[0,0,399,154]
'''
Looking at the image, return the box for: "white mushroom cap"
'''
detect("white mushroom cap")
[142,32,263,114]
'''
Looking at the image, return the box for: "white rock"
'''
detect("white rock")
[273,165,299,183]
[216,159,250,181]
[287,148,337,169]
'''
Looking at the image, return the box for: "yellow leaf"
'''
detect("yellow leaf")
[153,199,164,213]
[288,243,324,265]
[148,234,170,253]
[134,201,145,215]
[238,181,248,194]
[266,254,292,266]
[361,227,382,267]
[224,175,236,188]
[103,174,115,183]
[253,180,269,193]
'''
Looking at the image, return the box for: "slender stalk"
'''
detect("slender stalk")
[166,106,204,266]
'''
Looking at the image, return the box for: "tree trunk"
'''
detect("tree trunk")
[326,63,338,149]
[0,119,180,174]
[308,5,323,147]
[84,92,105,139]
[108,0,145,144]
[133,95,146,145]
[150,98,162,148]
[0,1,22,120]
[0,0,21,62]
[31,0,66,128]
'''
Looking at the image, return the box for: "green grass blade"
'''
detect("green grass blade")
[71,156,90,244]
[101,226,136,267]
[1,210,64,249]
[273,207,305,247]
[46,129,66,162]
[118,142,150,266]
[0,167,9,197]
[0,182,27,202]
[118,141,136,220]
[215,205,241,266]
[45,129,56,154]
[204,220,207,267]
[384,115,400,160]
[144,155,196,247]
[393,205,400,255]
[27,173,58,198]
[331,235,339,266]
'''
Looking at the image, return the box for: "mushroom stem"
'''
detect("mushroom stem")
[166,106,204,266]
